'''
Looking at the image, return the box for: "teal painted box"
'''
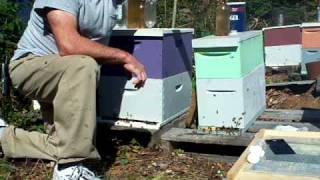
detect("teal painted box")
[192,31,264,79]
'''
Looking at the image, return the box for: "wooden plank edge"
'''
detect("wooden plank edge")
[259,109,320,122]
[263,129,320,139]
[227,130,266,180]
[161,128,254,147]
[185,90,197,128]
[266,80,315,87]
[248,121,320,133]
[233,171,319,180]
[147,113,187,147]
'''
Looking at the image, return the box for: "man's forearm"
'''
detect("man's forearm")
[58,34,130,65]
[47,9,147,86]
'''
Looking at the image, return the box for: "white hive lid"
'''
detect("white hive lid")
[262,24,301,31]
[192,30,262,48]
[301,22,320,28]
[111,28,194,37]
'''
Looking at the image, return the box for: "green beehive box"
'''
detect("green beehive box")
[192,31,264,79]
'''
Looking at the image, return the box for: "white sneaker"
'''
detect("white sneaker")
[0,118,8,127]
[52,164,101,180]
[0,118,8,155]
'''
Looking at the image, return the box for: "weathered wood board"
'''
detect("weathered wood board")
[161,121,320,148]
[259,109,320,123]
[266,80,315,88]
[161,127,254,147]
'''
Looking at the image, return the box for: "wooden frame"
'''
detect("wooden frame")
[227,129,320,180]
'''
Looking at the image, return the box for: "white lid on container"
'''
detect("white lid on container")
[262,24,301,31]
[192,31,262,49]
[227,2,246,5]
[301,22,320,28]
[111,28,194,37]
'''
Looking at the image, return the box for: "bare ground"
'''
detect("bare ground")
[2,69,320,179]
[0,144,233,180]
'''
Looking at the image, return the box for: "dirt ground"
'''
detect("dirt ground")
[94,128,234,180]
[266,86,320,110]
[266,68,320,110]
[2,69,320,180]
[0,141,233,180]
[105,145,232,180]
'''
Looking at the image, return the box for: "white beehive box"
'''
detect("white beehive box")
[263,25,302,67]
[98,72,192,130]
[196,65,266,132]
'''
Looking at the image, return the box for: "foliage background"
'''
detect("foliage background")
[0,0,24,62]
[1,0,320,59]
[157,0,319,37]
[0,0,42,131]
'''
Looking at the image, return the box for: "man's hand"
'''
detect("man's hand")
[122,53,147,87]
[46,9,147,86]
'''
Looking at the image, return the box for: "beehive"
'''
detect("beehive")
[302,23,320,49]
[98,29,194,130]
[193,31,265,132]
[196,65,265,131]
[302,23,320,65]
[263,25,302,67]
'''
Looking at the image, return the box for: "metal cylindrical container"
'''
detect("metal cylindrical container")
[227,2,246,32]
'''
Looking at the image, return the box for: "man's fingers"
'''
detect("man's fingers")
[132,70,147,88]
[132,76,140,85]
[124,61,147,87]
[138,72,146,88]
[141,71,147,83]
[132,72,142,84]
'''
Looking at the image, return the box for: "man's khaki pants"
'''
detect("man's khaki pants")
[1,54,101,164]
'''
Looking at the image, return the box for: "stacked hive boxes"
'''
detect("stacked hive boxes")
[302,23,320,66]
[263,25,302,67]
[98,29,194,130]
[193,31,266,132]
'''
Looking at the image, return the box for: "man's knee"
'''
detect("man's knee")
[63,55,100,75]
[75,55,99,72]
